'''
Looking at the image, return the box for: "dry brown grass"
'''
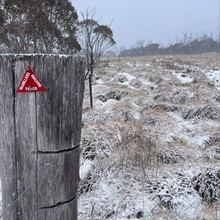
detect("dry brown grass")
[80,53,220,219]
[113,99,133,109]
[114,123,159,171]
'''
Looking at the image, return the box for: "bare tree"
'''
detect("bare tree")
[133,39,146,49]
[113,45,127,61]
[78,8,116,108]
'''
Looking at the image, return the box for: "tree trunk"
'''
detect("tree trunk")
[0,54,85,220]
[89,71,93,109]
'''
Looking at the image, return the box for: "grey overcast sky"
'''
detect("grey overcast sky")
[71,0,220,48]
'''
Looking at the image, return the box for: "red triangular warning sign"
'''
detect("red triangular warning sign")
[16,66,47,93]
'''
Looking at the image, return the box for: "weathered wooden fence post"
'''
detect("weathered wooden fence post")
[0,54,85,220]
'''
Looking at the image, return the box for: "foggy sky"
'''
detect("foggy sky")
[72,0,220,48]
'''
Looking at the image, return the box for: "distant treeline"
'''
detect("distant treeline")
[120,37,220,57]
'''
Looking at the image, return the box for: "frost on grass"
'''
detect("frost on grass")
[192,167,220,204]
[146,172,202,219]
[78,170,158,219]
[182,105,220,121]
[97,90,128,102]
[79,122,159,219]
[79,54,220,219]
[156,148,186,164]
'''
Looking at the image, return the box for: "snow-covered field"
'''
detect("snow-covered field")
[0,54,219,219]
[79,54,220,219]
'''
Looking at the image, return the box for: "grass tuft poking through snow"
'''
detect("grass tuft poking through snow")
[79,54,220,219]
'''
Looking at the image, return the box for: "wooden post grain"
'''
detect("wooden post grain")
[0,54,85,220]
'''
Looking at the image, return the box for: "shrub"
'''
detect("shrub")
[192,168,220,204]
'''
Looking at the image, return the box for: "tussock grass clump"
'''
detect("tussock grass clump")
[141,116,157,126]
[79,55,220,219]
[79,122,160,219]
[97,90,128,102]
[115,124,158,170]
[203,133,220,148]
[183,105,220,120]
[145,173,201,216]
[151,103,179,112]
[156,148,186,164]
[204,147,220,161]
[160,60,184,71]
[81,138,96,160]
[129,79,142,88]
[170,91,188,104]
[192,168,220,204]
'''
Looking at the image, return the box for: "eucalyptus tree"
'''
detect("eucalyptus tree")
[0,0,80,53]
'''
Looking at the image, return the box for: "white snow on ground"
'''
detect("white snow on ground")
[168,112,211,148]
[125,62,150,69]
[117,71,157,89]
[205,70,220,90]
[80,159,94,181]
[79,54,220,219]
[96,78,105,84]
[173,71,193,83]
[1,54,219,219]
[139,77,157,87]
[117,72,136,85]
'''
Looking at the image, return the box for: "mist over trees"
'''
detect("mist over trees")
[1,0,218,58]
[120,34,220,57]
[0,0,116,61]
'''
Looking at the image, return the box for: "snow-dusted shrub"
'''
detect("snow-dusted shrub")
[117,75,128,83]
[79,123,120,195]
[115,109,140,122]
[96,94,108,102]
[153,87,180,104]
[116,125,158,169]
[191,74,208,85]
[81,138,96,160]
[79,170,94,194]
[134,97,145,106]
[147,75,163,84]
[141,116,157,126]
[110,90,128,100]
[204,147,220,161]
[130,79,142,88]
[78,170,157,220]
[146,173,202,218]
[161,60,183,70]
[156,148,186,164]
[203,133,220,148]
[96,90,128,102]
[170,91,188,104]
[192,168,220,204]
[151,103,179,112]
[82,124,119,158]
[183,105,220,120]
